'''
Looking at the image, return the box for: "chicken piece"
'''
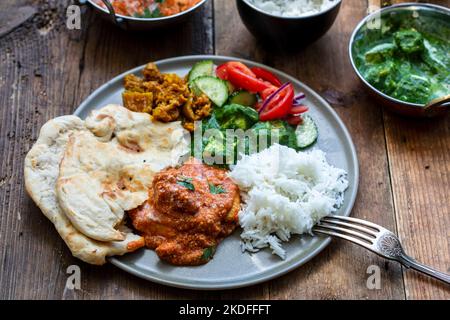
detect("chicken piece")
[152,170,201,215]
[124,74,145,92]
[182,121,195,132]
[122,62,212,127]
[141,80,163,95]
[152,101,181,122]
[181,93,212,132]
[161,73,186,86]
[122,91,153,114]
[182,93,212,121]
[152,74,190,122]
[142,63,163,82]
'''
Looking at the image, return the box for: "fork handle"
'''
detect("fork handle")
[399,254,450,285]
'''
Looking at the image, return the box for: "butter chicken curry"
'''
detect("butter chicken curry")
[128,159,240,265]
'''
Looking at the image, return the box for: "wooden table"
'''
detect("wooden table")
[0,0,448,300]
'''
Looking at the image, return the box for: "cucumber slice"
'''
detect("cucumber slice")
[194,76,229,107]
[295,115,318,148]
[225,81,235,94]
[188,60,214,84]
[229,90,258,107]
[190,83,202,96]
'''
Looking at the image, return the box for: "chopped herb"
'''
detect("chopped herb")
[150,8,162,18]
[209,183,227,194]
[177,176,195,191]
[201,246,216,261]
[134,7,162,18]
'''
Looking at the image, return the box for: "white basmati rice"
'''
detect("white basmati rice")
[229,144,348,259]
[246,0,338,17]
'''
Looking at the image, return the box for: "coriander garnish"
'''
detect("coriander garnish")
[176,176,195,191]
[201,246,216,261]
[209,183,227,194]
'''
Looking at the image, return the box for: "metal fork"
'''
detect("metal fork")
[313,215,450,285]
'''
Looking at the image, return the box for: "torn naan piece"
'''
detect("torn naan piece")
[57,132,156,241]
[57,105,190,242]
[85,104,190,171]
[24,116,145,265]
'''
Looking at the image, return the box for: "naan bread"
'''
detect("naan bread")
[56,132,156,241]
[85,104,190,171]
[24,115,145,265]
[57,104,190,242]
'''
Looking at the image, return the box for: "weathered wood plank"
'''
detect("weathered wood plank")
[384,113,450,300]
[0,0,215,300]
[1,0,447,300]
[214,0,405,299]
[371,0,450,300]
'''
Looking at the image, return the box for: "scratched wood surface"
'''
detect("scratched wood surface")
[0,0,448,300]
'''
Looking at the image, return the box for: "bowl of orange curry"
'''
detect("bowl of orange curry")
[86,0,208,30]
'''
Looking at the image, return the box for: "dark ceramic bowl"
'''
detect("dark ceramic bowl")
[236,0,342,49]
[349,3,450,118]
[83,0,208,31]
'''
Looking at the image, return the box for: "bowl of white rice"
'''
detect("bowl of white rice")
[236,0,342,48]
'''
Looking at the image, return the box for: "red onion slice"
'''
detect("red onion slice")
[259,82,291,115]
[293,93,306,106]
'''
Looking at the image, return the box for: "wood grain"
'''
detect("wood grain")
[214,0,405,299]
[0,0,448,300]
[383,113,450,300]
[375,0,450,300]
[0,0,216,300]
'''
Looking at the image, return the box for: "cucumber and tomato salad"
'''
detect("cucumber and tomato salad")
[188,60,318,148]
[215,61,309,123]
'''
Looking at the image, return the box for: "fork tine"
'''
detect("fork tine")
[322,215,382,231]
[319,219,379,237]
[316,223,375,243]
[313,227,374,250]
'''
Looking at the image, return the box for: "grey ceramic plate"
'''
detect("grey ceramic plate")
[75,55,359,290]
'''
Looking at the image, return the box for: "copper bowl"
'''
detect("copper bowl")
[349,3,450,118]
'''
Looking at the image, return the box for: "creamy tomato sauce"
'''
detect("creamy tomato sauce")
[128,160,240,265]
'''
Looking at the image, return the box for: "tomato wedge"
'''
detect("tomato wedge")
[260,86,277,100]
[216,63,229,80]
[228,68,274,93]
[217,62,277,93]
[286,115,303,126]
[251,67,282,87]
[289,105,309,115]
[259,83,295,121]
[216,61,256,81]
[228,62,257,77]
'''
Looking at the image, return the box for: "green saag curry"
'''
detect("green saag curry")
[353,12,450,105]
